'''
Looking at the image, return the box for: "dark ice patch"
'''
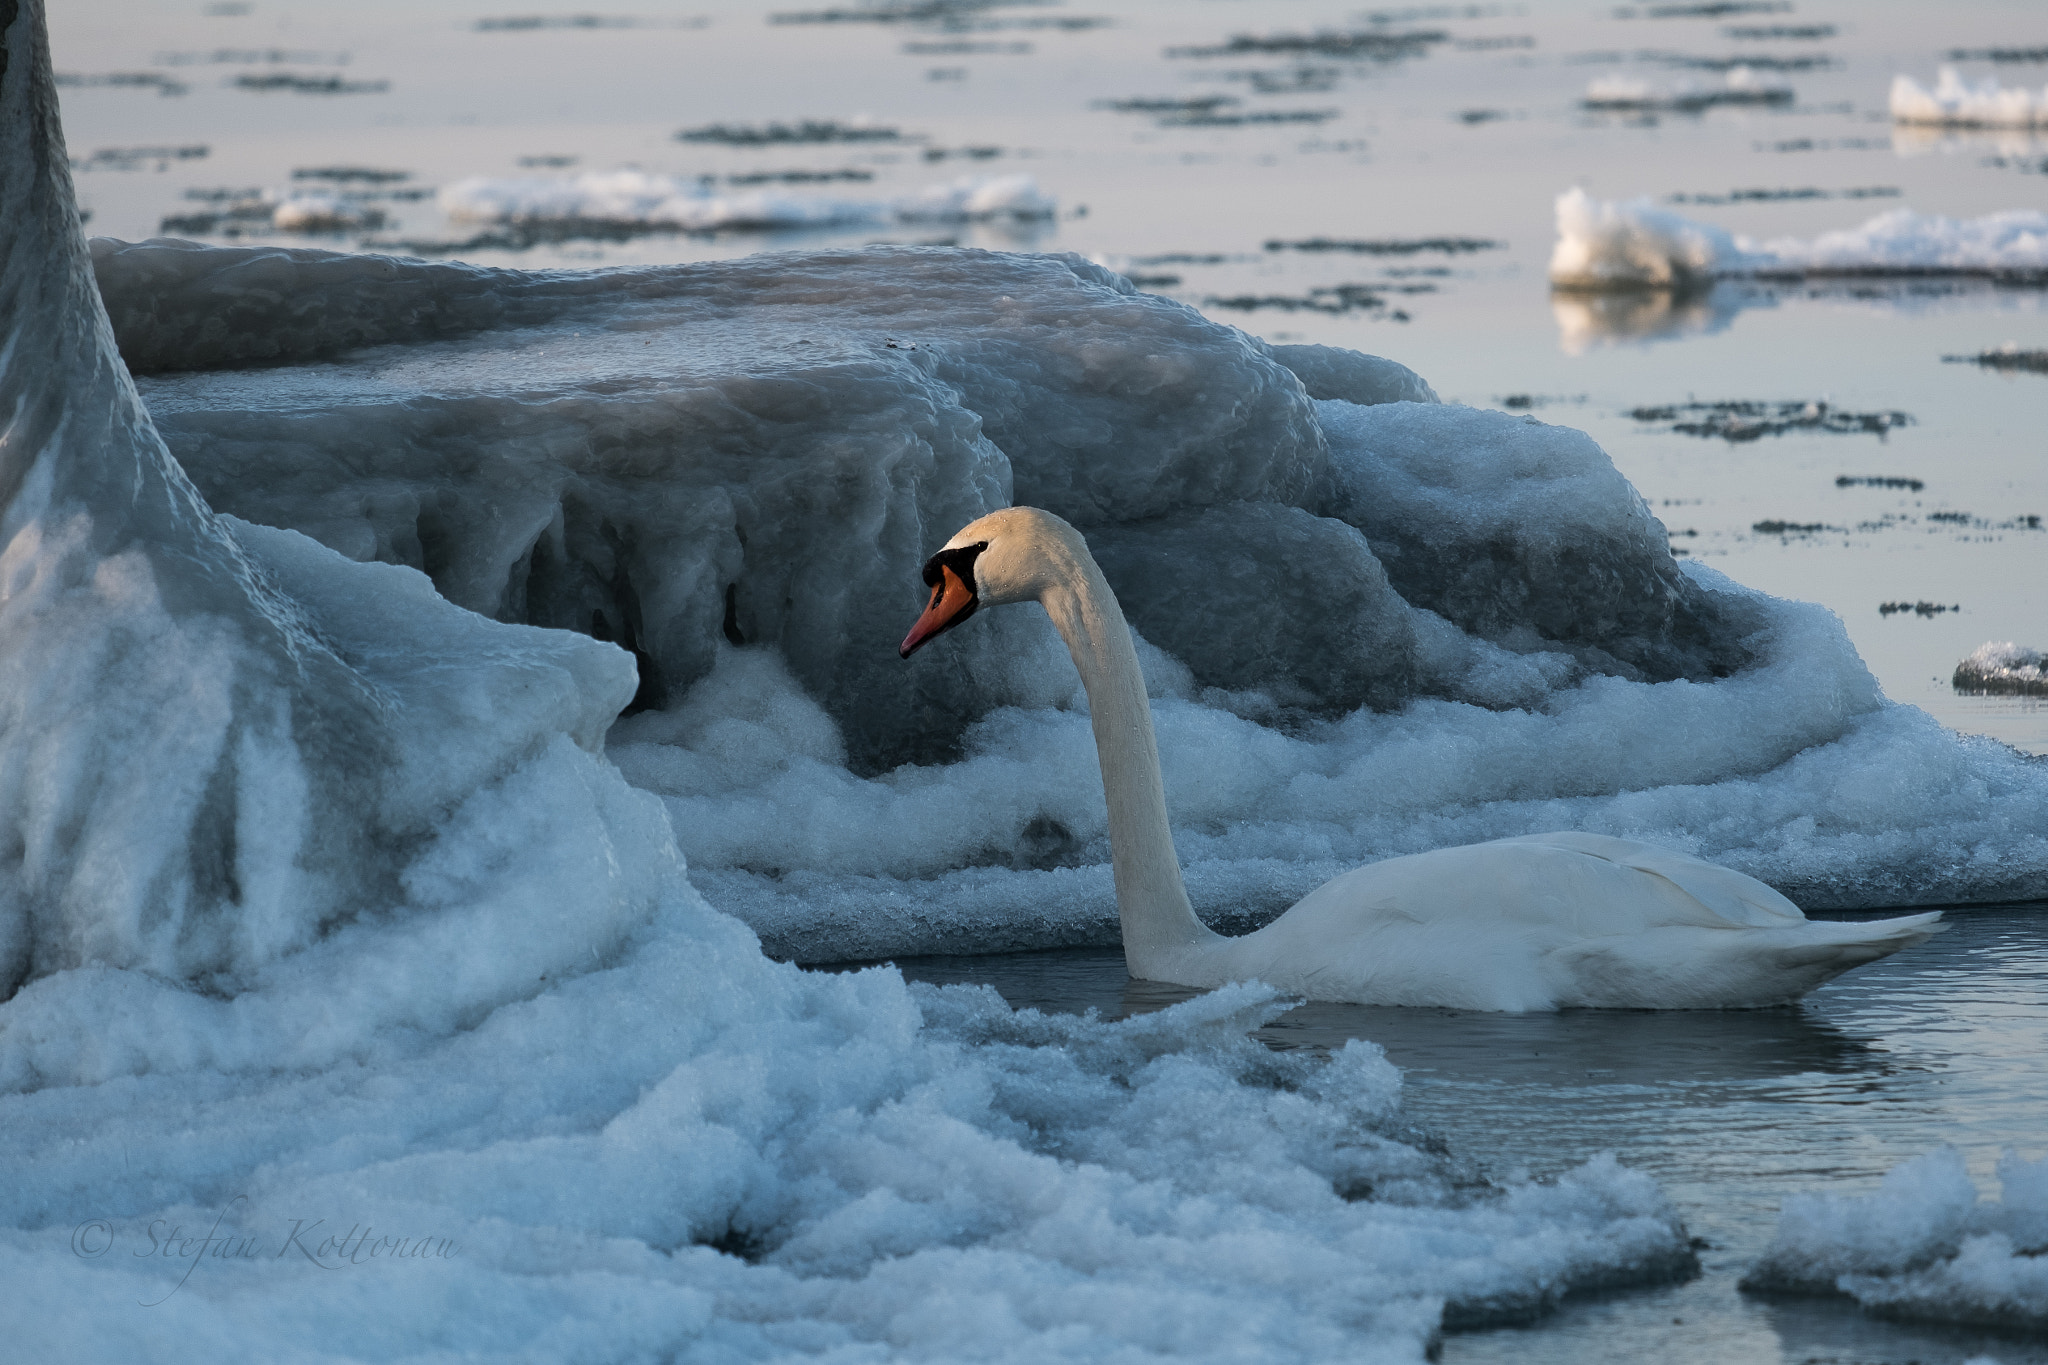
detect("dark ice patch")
[1630,400,1912,441]
[677,120,902,146]
[1945,347,2048,375]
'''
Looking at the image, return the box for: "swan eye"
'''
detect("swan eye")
[919,540,989,592]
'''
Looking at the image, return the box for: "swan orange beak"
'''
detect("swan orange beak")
[900,564,978,658]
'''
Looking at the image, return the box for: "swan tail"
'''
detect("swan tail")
[1767,911,1945,967]
[1553,911,1944,1008]
[1739,910,1945,1001]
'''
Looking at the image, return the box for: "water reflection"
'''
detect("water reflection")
[1554,276,2048,352]
[1892,122,2048,165]
[1551,284,1748,353]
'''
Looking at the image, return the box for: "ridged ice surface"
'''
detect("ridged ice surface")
[79,226,2048,965]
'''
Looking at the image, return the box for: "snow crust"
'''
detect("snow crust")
[1550,188,2048,288]
[1744,1147,2048,1333]
[440,169,1056,231]
[1893,68,2048,129]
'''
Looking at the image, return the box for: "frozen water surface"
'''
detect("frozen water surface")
[11,0,2048,1360]
[889,906,2048,1364]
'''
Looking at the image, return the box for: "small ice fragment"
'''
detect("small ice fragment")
[1892,67,2048,129]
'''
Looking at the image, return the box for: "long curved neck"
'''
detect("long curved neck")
[1035,539,1221,972]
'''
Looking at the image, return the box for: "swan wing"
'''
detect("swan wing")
[1492,831,1806,927]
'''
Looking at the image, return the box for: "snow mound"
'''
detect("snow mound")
[1893,68,2048,129]
[1550,188,2048,288]
[1954,642,2048,696]
[439,169,1055,231]
[1743,1147,2048,1334]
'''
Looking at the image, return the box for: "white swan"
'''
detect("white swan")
[899,506,1943,1010]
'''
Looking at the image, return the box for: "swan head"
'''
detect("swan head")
[899,506,1084,658]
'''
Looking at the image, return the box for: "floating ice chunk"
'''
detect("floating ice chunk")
[268,191,377,232]
[1754,207,2048,277]
[439,169,1054,232]
[894,172,1057,222]
[1953,642,2048,695]
[1550,188,2048,288]
[442,169,886,230]
[1584,75,1658,107]
[1548,187,1746,289]
[1581,67,1792,112]
[1892,67,2048,129]
[1745,1147,2048,1334]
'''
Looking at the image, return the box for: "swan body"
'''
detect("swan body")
[900,506,1941,1010]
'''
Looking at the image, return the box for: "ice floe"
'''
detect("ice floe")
[1744,1146,2048,1334]
[1550,187,2048,287]
[438,169,1055,233]
[1581,66,1792,113]
[1892,67,2048,129]
[1954,643,2048,696]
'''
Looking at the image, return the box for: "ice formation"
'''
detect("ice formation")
[2,3,1712,1356]
[1954,643,2048,696]
[1549,188,1757,289]
[1581,67,1792,113]
[439,169,1056,233]
[268,191,379,233]
[74,203,2048,966]
[1744,1147,2048,1334]
[1892,68,2048,129]
[1550,188,2048,289]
